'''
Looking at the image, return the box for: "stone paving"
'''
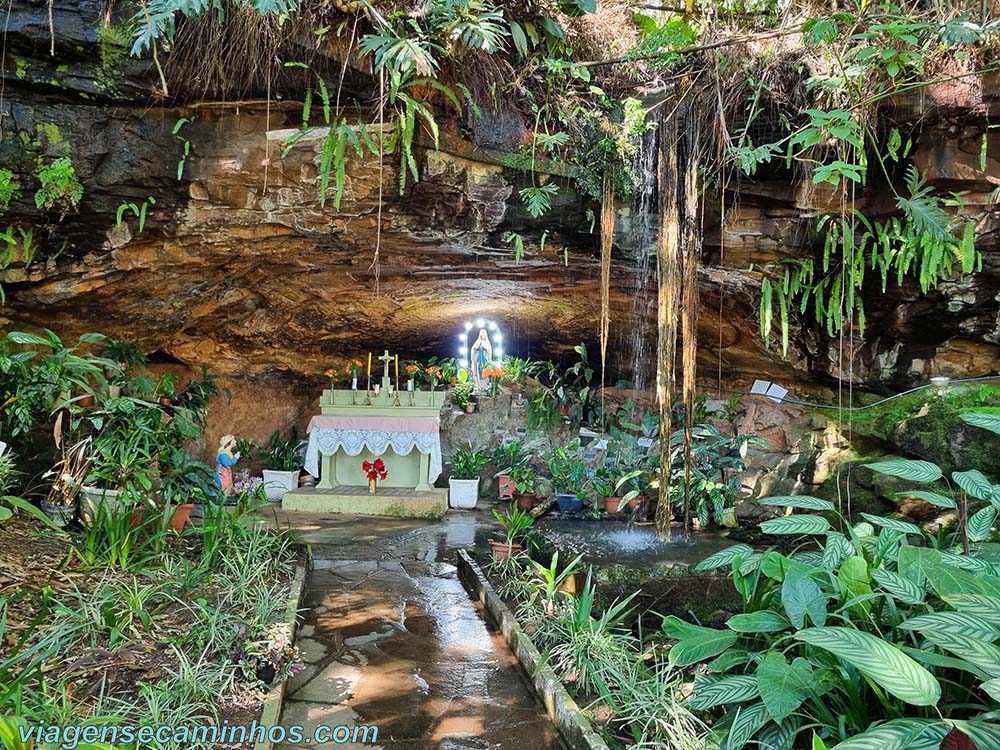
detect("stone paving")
[272,509,565,750]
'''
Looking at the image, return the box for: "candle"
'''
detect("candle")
[367,352,372,378]
[395,354,398,380]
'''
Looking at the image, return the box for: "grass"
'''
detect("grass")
[3,498,301,730]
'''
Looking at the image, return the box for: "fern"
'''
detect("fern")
[430,1,508,54]
[519,183,559,218]
[359,21,440,78]
[758,178,981,355]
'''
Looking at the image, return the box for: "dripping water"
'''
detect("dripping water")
[615,128,659,393]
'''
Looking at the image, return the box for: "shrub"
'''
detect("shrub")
[673,411,1000,750]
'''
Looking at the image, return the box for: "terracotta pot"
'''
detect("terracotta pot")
[513,492,536,511]
[489,540,522,559]
[368,478,377,494]
[497,474,514,501]
[170,503,194,532]
[628,495,655,521]
[159,396,173,407]
[77,394,96,408]
[603,496,624,513]
[557,403,571,417]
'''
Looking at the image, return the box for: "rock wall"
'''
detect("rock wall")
[3,2,1000,449]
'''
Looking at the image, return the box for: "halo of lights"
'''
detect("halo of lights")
[457,319,504,369]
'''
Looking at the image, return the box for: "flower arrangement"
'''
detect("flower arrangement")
[323,367,339,402]
[482,365,504,397]
[363,458,387,480]
[405,362,421,390]
[239,622,303,686]
[346,358,364,387]
[362,458,387,492]
[424,365,441,388]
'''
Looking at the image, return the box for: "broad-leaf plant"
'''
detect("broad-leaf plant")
[673,412,1000,750]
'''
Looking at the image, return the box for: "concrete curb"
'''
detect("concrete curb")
[456,550,611,750]
[254,561,308,750]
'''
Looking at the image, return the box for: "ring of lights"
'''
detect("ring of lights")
[457,318,503,369]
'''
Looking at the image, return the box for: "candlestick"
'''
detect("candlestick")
[395,354,399,392]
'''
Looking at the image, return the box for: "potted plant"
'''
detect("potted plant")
[159,448,214,532]
[492,440,528,501]
[616,467,657,522]
[258,428,305,501]
[500,356,529,396]
[41,438,89,527]
[591,469,624,513]
[78,397,160,524]
[448,447,488,509]
[509,463,538,511]
[451,381,473,412]
[101,338,147,398]
[546,441,589,513]
[489,506,534,558]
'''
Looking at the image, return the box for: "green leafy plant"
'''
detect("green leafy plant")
[116,196,156,233]
[257,428,305,472]
[519,182,559,218]
[0,169,20,210]
[34,157,83,216]
[677,411,1000,750]
[508,463,537,495]
[545,439,588,497]
[450,446,488,480]
[759,171,979,355]
[451,381,473,409]
[173,116,194,180]
[493,505,534,546]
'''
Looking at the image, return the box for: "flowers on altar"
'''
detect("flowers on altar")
[405,362,422,391]
[362,458,387,481]
[346,358,364,382]
[323,367,339,385]
[424,365,441,387]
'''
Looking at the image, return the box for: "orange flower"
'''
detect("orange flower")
[323,368,337,379]
[405,364,421,374]
[425,366,441,377]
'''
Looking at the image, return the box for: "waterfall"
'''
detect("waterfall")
[615,128,659,393]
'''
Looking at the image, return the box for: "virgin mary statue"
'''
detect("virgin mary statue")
[469,329,492,394]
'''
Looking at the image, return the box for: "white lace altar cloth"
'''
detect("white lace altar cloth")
[304,415,442,484]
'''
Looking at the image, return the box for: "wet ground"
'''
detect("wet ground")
[267,507,733,749]
[272,508,564,750]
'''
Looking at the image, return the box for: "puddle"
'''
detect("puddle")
[533,518,734,568]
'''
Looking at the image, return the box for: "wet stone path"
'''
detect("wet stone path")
[274,511,564,750]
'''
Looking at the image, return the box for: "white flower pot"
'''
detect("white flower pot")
[79,486,121,525]
[262,470,299,501]
[449,478,480,509]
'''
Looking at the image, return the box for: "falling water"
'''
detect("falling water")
[614,128,659,393]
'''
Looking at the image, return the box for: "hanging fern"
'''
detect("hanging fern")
[759,169,981,355]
